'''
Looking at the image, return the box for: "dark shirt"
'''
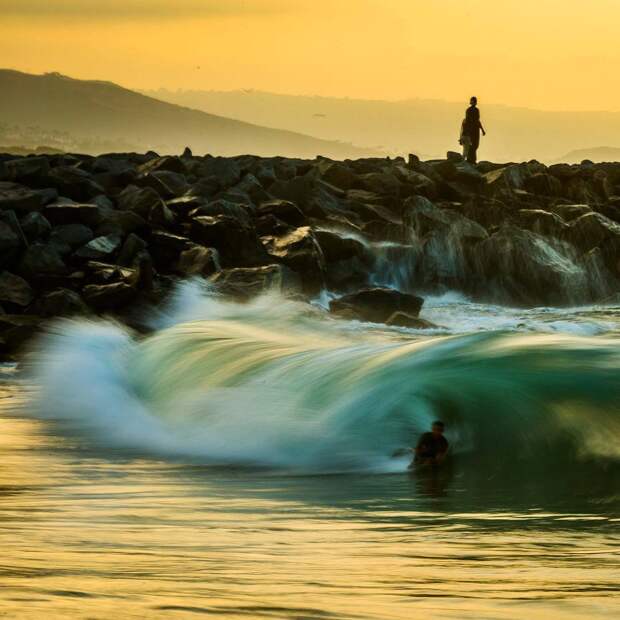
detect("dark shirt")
[463,106,480,137]
[416,432,449,460]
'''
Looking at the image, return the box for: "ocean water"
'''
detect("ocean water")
[0,282,618,619]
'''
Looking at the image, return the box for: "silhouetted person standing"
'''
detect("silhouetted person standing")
[460,96,486,164]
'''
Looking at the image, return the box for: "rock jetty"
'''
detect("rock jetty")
[1,149,619,358]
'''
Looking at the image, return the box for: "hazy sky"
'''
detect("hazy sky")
[2,0,619,111]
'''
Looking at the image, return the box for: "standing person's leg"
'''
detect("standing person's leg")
[468,134,480,164]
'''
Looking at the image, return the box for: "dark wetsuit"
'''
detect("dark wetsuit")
[463,106,481,164]
[415,432,449,464]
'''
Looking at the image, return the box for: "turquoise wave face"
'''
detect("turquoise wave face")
[25,285,620,477]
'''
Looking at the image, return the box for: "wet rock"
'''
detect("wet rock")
[386,312,439,330]
[139,155,187,175]
[19,243,67,280]
[47,166,104,201]
[75,234,122,260]
[36,288,89,317]
[209,264,302,300]
[472,226,588,306]
[191,215,270,267]
[50,224,94,248]
[4,156,50,184]
[263,227,325,294]
[0,314,43,355]
[83,281,137,311]
[256,200,305,226]
[330,288,424,324]
[177,245,220,277]
[548,204,593,222]
[0,272,34,307]
[0,220,22,253]
[117,233,147,266]
[523,173,563,196]
[189,199,253,226]
[565,212,620,253]
[517,209,568,238]
[317,161,361,191]
[20,212,52,241]
[0,185,57,212]
[43,201,105,226]
[117,185,162,218]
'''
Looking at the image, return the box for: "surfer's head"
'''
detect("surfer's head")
[432,421,445,437]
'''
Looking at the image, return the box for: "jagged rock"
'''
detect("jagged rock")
[19,243,66,280]
[317,161,361,191]
[83,282,137,311]
[263,227,325,293]
[182,147,193,159]
[20,212,52,241]
[484,164,530,194]
[523,173,563,196]
[472,226,588,305]
[47,166,104,201]
[117,185,162,218]
[517,209,568,238]
[148,231,191,268]
[138,156,187,175]
[256,200,305,226]
[330,288,424,324]
[361,171,401,196]
[565,212,620,253]
[0,185,57,212]
[314,230,369,263]
[548,204,592,221]
[43,201,105,226]
[191,215,270,267]
[255,214,295,236]
[75,234,122,260]
[118,233,147,267]
[165,195,206,217]
[0,314,43,355]
[202,157,242,189]
[0,220,21,253]
[404,195,487,241]
[314,230,373,289]
[232,173,270,204]
[50,224,94,248]
[96,210,145,236]
[177,245,220,277]
[0,272,34,307]
[36,288,89,317]
[148,200,176,227]
[209,264,301,300]
[4,156,50,183]
[189,199,253,226]
[386,312,439,330]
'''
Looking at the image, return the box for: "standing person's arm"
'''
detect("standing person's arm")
[479,119,486,136]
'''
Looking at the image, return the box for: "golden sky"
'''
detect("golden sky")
[2,0,619,111]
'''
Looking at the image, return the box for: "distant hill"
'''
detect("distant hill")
[0,70,378,159]
[146,88,620,163]
[555,146,620,163]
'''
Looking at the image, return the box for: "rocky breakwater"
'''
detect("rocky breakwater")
[1,149,620,359]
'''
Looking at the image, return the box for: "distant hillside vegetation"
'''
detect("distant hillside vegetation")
[0,70,378,159]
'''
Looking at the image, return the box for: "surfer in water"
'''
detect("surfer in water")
[413,421,449,467]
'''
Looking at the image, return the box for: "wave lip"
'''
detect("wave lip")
[24,285,620,474]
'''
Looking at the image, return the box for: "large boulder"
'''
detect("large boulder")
[20,212,52,241]
[517,209,568,238]
[471,225,589,306]
[330,288,424,324]
[117,185,162,218]
[209,265,302,300]
[4,156,50,184]
[314,229,372,289]
[75,234,122,260]
[0,272,34,307]
[564,212,620,253]
[177,245,220,277]
[263,227,326,294]
[82,282,137,311]
[256,200,305,226]
[0,185,57,212]
[47,166,104,201]
[19,243,67,280]
[190,215,270,267]
[189,199,253,226]
[317,161,361,191]
[35,288,89,317]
